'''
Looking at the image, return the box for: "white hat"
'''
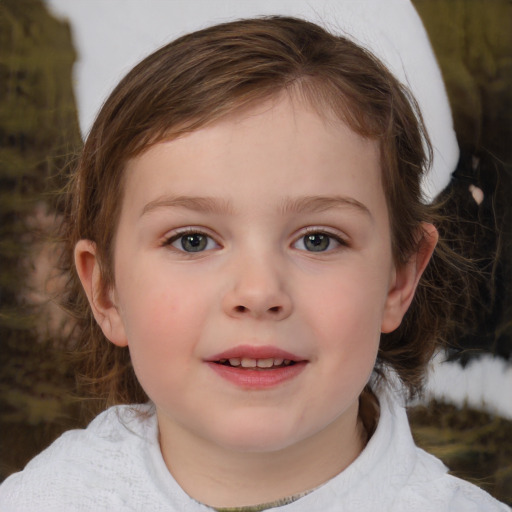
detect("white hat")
[46,0,458,200]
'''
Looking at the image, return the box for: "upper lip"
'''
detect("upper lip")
[206,344,307,362]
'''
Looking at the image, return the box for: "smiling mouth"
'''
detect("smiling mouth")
[207,347,306,387]
[216,357,296,369]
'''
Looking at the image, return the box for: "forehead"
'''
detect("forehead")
[120,95,386,221]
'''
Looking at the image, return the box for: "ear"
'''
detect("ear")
[74,239,128,347]
[381,223,438,333]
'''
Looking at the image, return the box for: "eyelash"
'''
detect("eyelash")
[162,228,219,253]
[292,228,348,253]
[162,227,348,254]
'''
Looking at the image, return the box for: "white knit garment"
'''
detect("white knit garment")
[0,387,508,511]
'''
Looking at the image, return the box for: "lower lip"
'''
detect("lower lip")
[206,362,307,389]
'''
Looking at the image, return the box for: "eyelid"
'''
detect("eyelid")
[291,227,349,251]
[161,227,221,250]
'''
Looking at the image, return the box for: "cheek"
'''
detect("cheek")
[117,263,211,335]
[115,277,209,383]
[308,270,388,334]
[301,267,388,372]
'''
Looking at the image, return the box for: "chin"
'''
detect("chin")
[208,417,304,454]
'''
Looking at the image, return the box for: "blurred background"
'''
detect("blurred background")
[0,0,510,504]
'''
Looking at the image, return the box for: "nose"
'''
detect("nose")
[222,254,293,321]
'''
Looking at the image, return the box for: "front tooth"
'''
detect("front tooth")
[229,358,241,367]
[256,358,274,368]
[273,358,284,366]
[241,358,257,368]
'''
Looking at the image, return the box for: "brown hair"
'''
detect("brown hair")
[60,16,473,411]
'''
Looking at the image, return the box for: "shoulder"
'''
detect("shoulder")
[21,402,155,471]
[346,385,510,512]
[397,447,510,511]
[379,390,510,512]
[0,404,160,511]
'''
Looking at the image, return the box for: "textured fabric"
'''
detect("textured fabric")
[0,388,508,512]
[214,490,311,511]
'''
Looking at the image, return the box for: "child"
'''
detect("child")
[0,16,508,512]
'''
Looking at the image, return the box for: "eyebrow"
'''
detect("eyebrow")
[141,195,234,217]
[140,194,371,219]
[279,195,372,218]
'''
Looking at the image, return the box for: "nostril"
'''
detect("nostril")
[235,305,247,313]
[268,306,281,313]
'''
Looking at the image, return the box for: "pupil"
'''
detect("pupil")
[182,234,206,252]
[305,234,329,252]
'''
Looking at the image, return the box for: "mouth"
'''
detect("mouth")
[215,357,297,370]
[206,345,307,388]
[207,345,305,368]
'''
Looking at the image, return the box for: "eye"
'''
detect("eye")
[293,231,344,252]
[166,231,219,253]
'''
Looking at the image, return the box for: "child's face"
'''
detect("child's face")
[83,95,420,456]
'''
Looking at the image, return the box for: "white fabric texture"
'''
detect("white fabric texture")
[0,387,508,511]
[46,0,458,200]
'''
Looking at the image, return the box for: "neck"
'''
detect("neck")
[157,402,368,509]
